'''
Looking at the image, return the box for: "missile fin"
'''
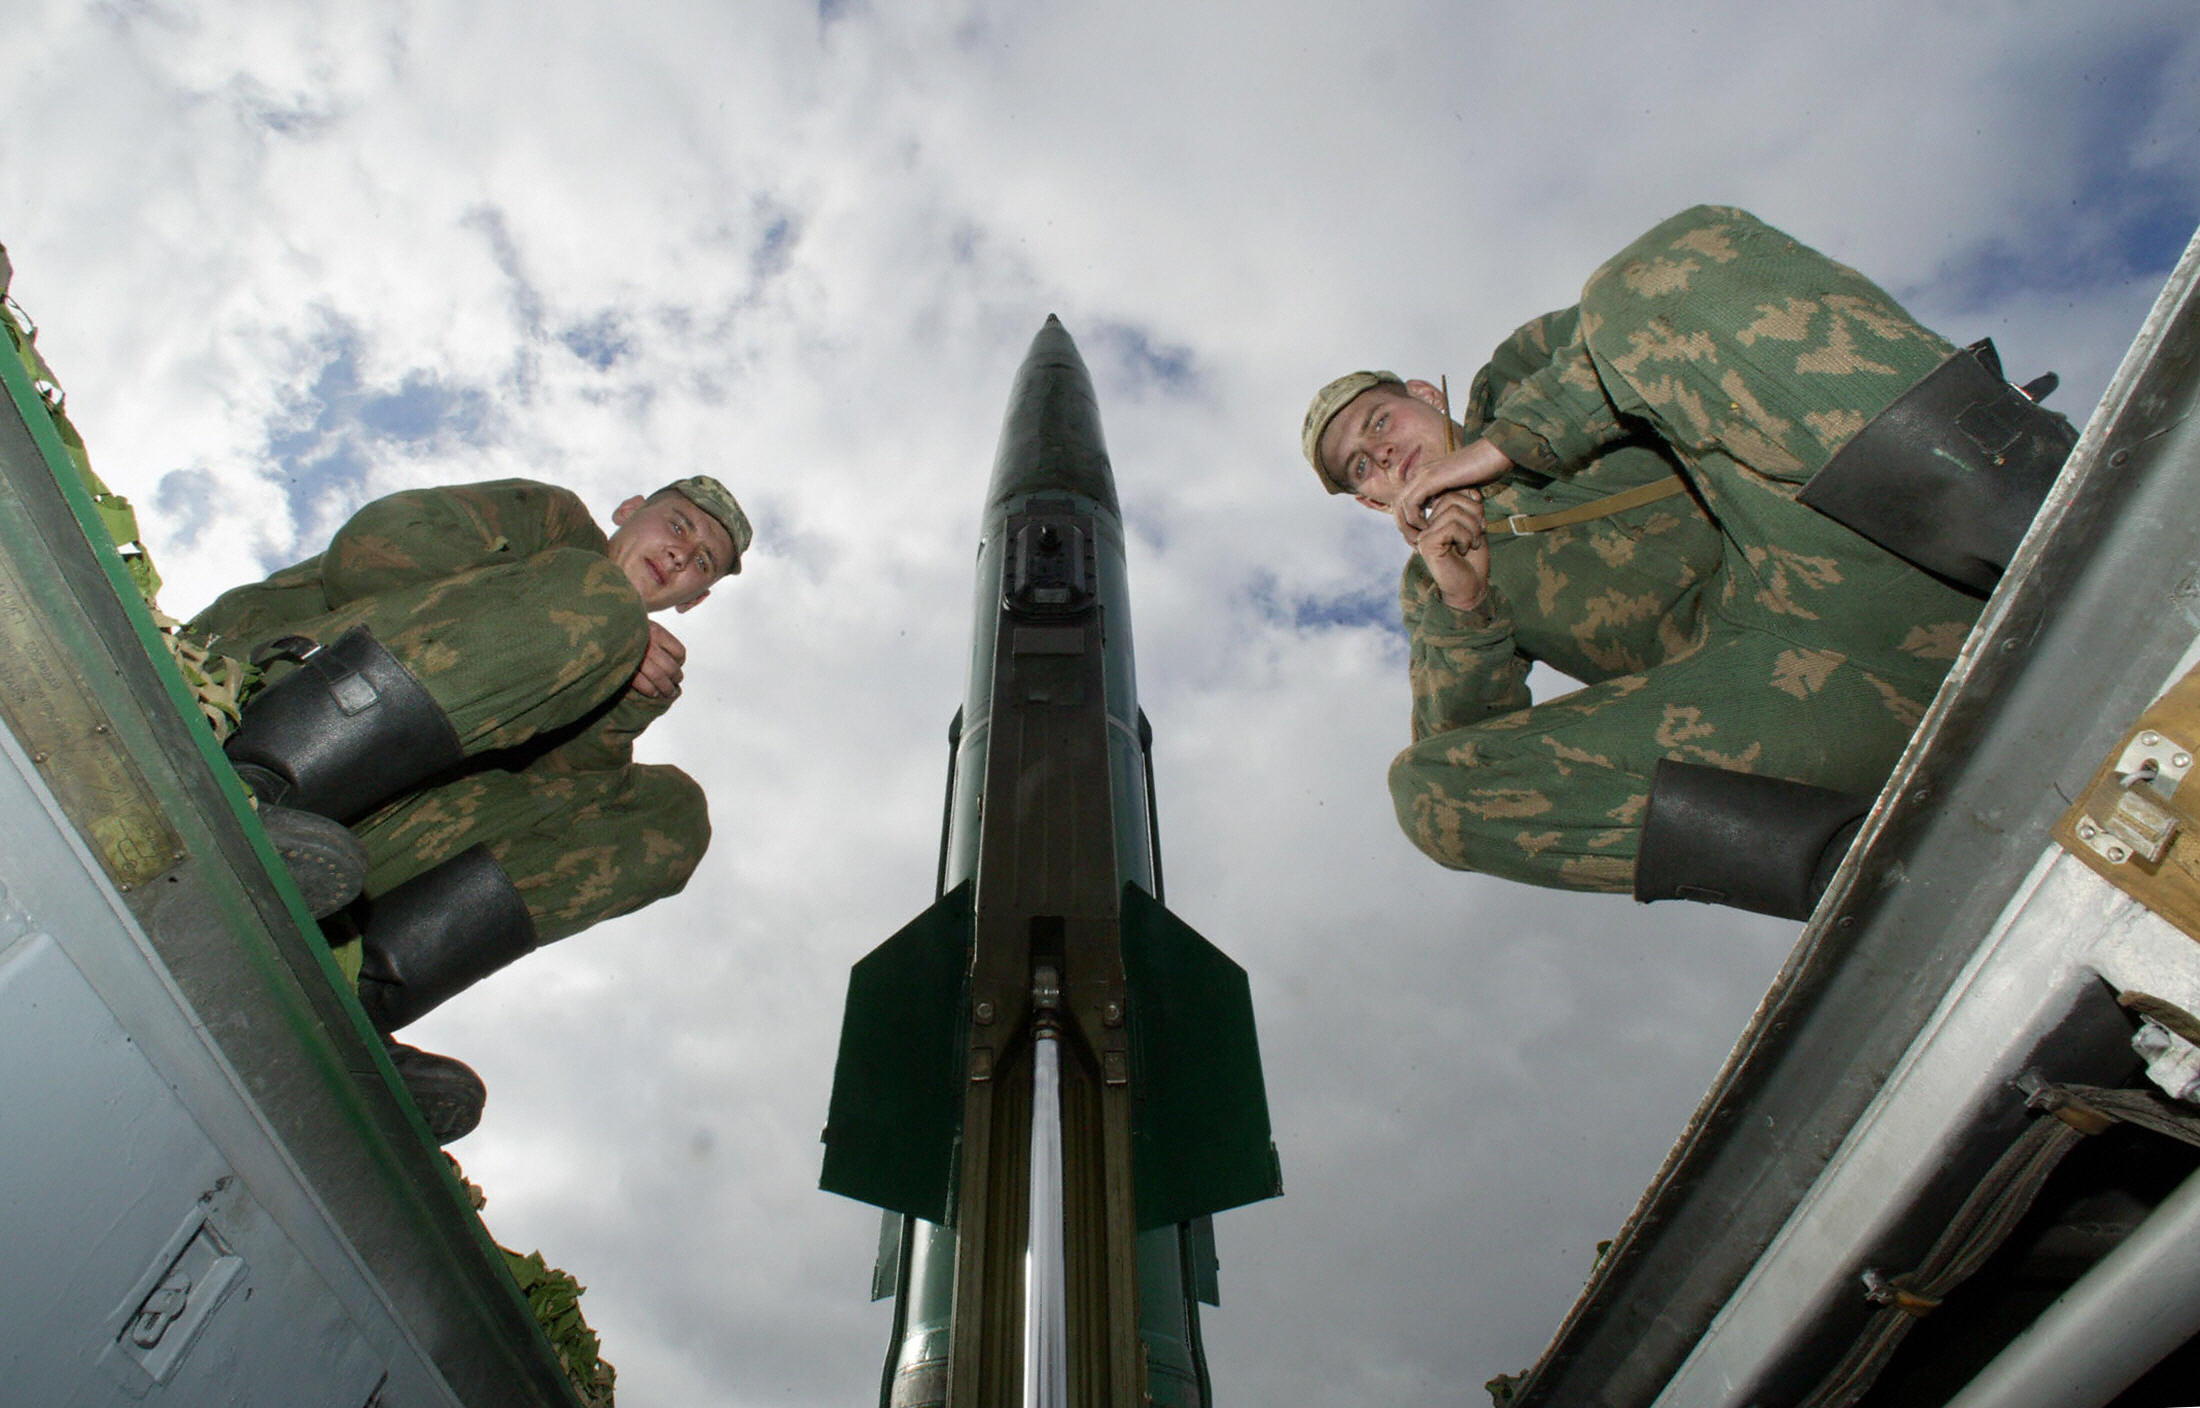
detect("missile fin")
[820,881,973,1223]
[1120,883,1284,1230]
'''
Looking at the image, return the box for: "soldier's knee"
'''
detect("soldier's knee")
[1580,204,1770,323]
[1387,746,1504,873]
[630,763,711,898]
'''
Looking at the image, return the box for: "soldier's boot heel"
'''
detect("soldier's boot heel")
[1634,759,1872,921]
[253,803,370,919]
[354,845,540,1142]
[223,626,466,916]
[382,1042,489,1145]
[1799,339,2079,594]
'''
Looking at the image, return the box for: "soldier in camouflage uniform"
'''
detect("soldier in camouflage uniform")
[191,475,750,1137]
[1303,205,2068,911]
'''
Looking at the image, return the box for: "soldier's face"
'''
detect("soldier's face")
[1319,382,1452,510]
[608,491,735,612]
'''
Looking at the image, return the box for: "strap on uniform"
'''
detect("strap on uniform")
[1486,473,1690,537]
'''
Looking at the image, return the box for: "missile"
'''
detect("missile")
[821,317,1282,1407]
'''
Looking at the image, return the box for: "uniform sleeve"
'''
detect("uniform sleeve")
[1401,558,1533,742]
[320,480,605,605]
[1474,307,1633,478]
[532,685,672,775]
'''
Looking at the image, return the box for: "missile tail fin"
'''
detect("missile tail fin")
[1121,884,1284,1230]
[820,881,974,1224]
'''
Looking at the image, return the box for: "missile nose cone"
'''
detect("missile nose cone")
[986,318,1120,520]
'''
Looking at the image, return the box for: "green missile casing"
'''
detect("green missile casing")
[821,318,1280,1407]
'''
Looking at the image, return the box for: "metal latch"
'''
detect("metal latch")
[118,1212,247,1381]
[2075,729,2191,865]
[128,1269,193,1348]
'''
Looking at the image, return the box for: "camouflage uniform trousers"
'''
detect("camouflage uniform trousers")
[192,528,709,943]
[1390,206,1984,893]
[353,738,707,947]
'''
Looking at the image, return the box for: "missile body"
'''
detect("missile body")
[823,318,1280,1407]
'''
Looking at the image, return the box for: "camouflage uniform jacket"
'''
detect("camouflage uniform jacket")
[191,478,668,772]
[1402,309,1725,742]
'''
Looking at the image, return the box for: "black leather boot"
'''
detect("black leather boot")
[1634,759,1872,920]
[355,846,538,1144]
[226,626,466,823]
[1798,340,2078,594]
[356,844,539,1033]
[224,627,465,917]
[383,1042,489,1144]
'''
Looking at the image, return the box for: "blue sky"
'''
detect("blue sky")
[3,1,2195,1403]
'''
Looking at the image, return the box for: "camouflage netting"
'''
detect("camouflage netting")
[448,1157,619,1406]
[506,1249,620,1407]
[0,243,257,740]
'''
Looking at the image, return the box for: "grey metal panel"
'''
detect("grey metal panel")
[0,733,399,1407]
[1,929,387,1406]
[1514,227,2200,1407]
[3,929,235,1404]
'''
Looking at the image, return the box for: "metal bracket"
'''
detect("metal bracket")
[2134,1018,2200,1104]
[2076,729,2192,865]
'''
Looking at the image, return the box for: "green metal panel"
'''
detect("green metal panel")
[1119,883,1282,1231]
[821,882,975,1224]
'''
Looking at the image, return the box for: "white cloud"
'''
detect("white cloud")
[5,0,2194,1401]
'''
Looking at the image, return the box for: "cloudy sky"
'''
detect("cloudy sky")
[6,1,2197,1402]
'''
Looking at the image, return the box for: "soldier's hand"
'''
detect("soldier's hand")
[1413,491,1492,614]
[1394,436,1513,544]
[630,620,688,699]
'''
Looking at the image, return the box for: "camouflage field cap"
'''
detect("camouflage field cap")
[1302,370,1405,494]
[659,475,753,574]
